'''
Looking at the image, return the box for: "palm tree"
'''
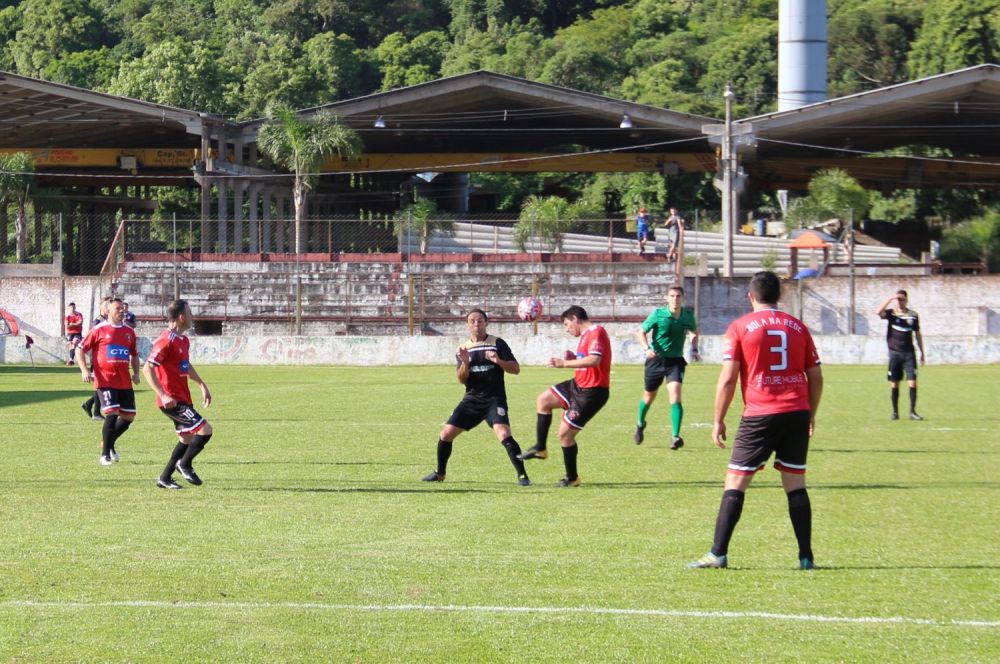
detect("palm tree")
[514,195,578,252]
[0,152,35,263]
[257,104,362,253]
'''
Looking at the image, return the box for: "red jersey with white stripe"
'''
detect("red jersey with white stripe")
[722,308,820,417]
[147,329,193,407]
[574,324,612,388]
[65,312,84,335]
[80,323,137,389]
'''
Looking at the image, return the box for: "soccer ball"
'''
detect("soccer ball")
[517,296,543,322]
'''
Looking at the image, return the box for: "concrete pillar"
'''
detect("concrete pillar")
[199,119,212,252]
[233,182,245,253]
[248,183,262,253]
[217,179,228,253]
[262,187,274,253]
[278,195,290,252]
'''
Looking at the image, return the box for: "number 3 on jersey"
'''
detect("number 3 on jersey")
[766,329,788,371]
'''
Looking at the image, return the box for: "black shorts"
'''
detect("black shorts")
[66,333,83,347]
[447,395,510,431]
[728,410,810,476]
[160,403,207,434]
[549,379,610,430]
[887,351,917,381]
[644,355,687,391]
[97,387,136,416]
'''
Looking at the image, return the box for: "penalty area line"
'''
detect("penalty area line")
[2,600,998,628]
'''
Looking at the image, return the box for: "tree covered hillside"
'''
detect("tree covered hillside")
[1,0,997,119]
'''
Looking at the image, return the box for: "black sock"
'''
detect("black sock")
[787,488,813,561]
[501,437,527,477]
[162,443,187,482]
[891,387,899,413]
[111,417,132,451]
[436,439,453,475]
[561,444,578,480]
[101,415,117,457]
[536,413,552,450]
[909,386,917,413]
[710,489,745,557]
[181,433,212,467]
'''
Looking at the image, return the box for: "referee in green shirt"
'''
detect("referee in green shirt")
[635,285,700,448]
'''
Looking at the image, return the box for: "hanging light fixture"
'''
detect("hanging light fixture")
[619,113,633,129]
[374,115,386,128]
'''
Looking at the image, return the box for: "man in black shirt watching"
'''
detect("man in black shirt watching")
[421,309,531,486]
[877,289,926,420]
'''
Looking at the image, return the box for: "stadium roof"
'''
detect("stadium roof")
[240,70,716,159]
[737,64,1000,189]
[0,71,208,149]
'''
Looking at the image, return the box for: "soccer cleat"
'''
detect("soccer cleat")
[909,412,923,421]
[517,446,548,461]
[800,558,815,570]
[176,464,203,485]
[890,412,899,420]
[99,455,113,467]
[517,475,531,487]
[687,552,727,569]
[81,402,91,418]
[156,478,183,490]
[110,449,120,463]
[557,476,581,488]
[671,436,685,450]
[92,413,105,421]
[421,471,445,482]
[633,423,645,445]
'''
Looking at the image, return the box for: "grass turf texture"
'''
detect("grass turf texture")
[0,363,997,662]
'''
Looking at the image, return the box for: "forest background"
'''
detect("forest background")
[1,0,999,265]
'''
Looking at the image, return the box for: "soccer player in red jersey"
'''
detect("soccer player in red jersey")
[142,299,213,490]
[64,302,84,366]
[689,271,823,570]
[519,306,611,487]
[76,298,140,466]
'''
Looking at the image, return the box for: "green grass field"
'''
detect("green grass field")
[1,362,998,662]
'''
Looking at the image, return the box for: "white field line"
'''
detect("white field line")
[2,600,998,628]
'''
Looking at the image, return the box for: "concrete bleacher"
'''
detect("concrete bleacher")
[117,226,901,334]
[117,253,679,334]
[407,222,902,274]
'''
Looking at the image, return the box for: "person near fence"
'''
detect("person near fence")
[662,208,685,265]
[877,289,925,420]
[421,309,530,486]
[65,302,84,366]
[122,300,137,329]
[76,297,140,466]
[518,306,611,487]
[688,271,823,570]
[81,296,111,420]
[634,285,700,449]
[143,299,214,490]
[635,207,652,254]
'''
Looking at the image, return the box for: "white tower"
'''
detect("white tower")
[778,0,828,111]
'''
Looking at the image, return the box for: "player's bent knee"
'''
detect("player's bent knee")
[200,422,213,436]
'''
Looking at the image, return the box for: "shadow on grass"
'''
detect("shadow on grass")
[811,564,1000,571]
[0,366,77,375]
[0,390,95,408]
[238,486,507,495]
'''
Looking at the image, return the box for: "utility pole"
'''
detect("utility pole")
[722,86,735,279]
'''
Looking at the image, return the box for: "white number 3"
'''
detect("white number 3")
[767,329,788,371]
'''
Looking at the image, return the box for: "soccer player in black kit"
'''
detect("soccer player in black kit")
[877,289,926,420]
[421,309,531,486]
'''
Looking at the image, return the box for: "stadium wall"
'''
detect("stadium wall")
[1,275,998,365]
[2,329,998,366]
